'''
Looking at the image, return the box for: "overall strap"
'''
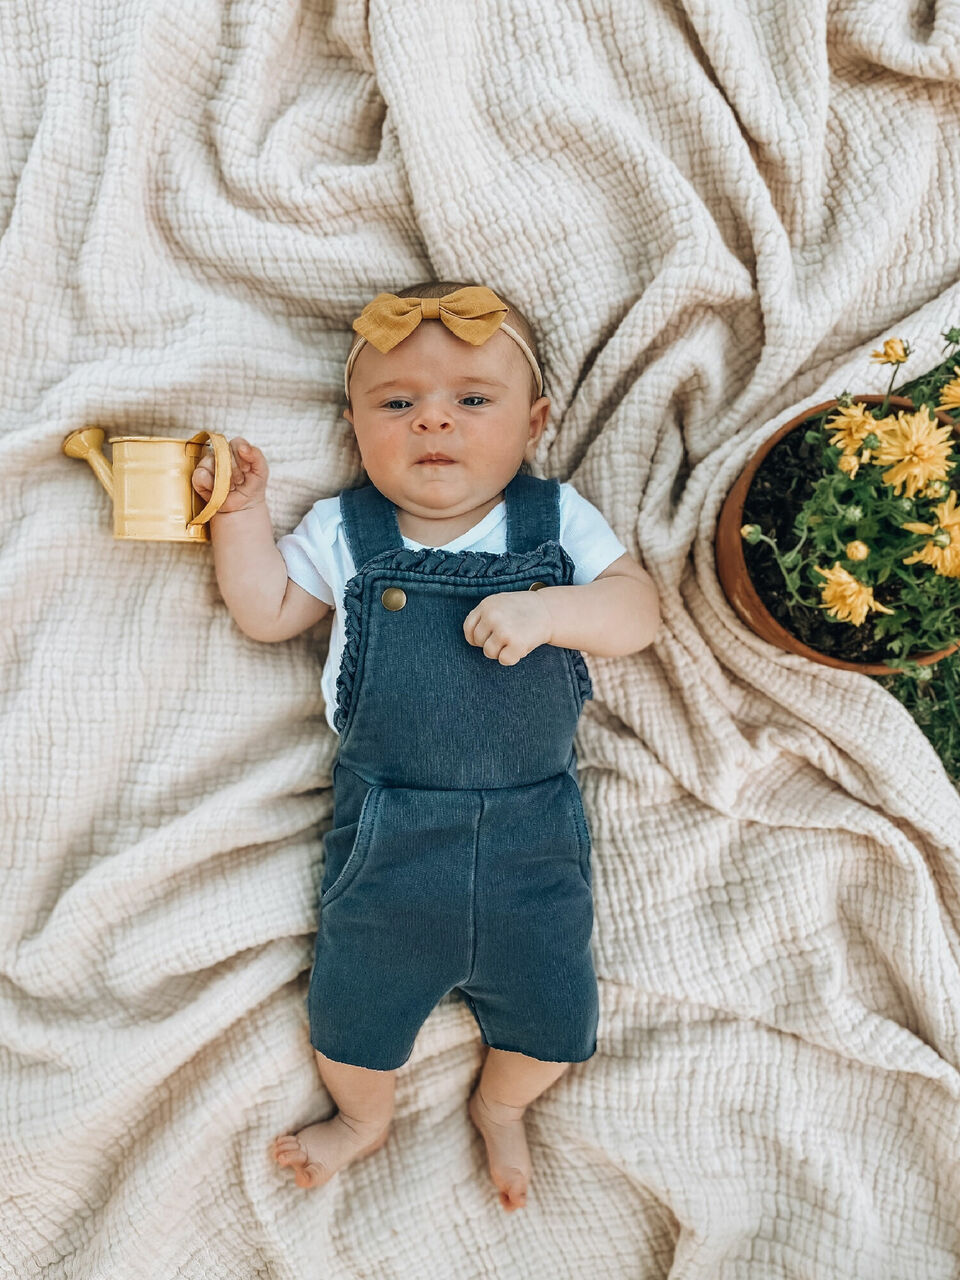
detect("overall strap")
[339,483,404,569]
[505,472,560,553]
[339,472,561,570]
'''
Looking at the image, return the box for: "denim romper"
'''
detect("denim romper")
[307,470,599,1070]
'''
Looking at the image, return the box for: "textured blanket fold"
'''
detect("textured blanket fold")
[5,1,960,1276]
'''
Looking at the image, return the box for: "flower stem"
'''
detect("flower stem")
[752,532,820,610]
[879,365,899,417]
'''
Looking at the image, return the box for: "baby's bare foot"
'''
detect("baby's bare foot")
[270,1114,390,1188]
[468,1087,531,1212]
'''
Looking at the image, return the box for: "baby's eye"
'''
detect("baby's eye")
[381,396,488,409]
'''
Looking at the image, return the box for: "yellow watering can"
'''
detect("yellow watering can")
[61,427,231,543]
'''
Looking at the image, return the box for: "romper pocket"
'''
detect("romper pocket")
[320,783,382,907]
[562,772,593,890]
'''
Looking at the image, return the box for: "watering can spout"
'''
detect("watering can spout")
[62,426,114,500]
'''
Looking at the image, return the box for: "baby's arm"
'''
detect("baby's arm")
[192,438,331,642]
[540,552,660,657]
[463,551,659,666]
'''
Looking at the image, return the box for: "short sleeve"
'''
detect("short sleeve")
[558,484,629,585]
[276,501,337,606]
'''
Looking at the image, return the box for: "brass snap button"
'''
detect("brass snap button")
[381,587,407,611]
[528,581,548,591]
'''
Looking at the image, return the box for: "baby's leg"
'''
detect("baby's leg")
[271,1050,397,1188]
[468,1048,570,1212]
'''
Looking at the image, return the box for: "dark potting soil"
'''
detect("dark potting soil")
[740,424,898,664]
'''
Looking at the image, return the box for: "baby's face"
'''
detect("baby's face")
[343,321,549,520]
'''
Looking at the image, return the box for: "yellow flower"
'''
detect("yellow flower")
[938,367,960,412]
[837,453,859,478]
[870,337,909,364]
[900,487,960,536]
[901,488,960,577]
[813,563,896,626]
[825,402,877,452]
[871,403,954,499]
[845,541,869,561]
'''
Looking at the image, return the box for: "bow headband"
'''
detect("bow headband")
[344,286,544,399]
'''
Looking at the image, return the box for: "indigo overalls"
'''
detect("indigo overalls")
[308,471,599,1070]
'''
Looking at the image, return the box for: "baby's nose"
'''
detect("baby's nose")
[414,406,454,428]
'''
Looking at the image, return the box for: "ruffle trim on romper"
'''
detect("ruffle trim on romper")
[333,542,593,735]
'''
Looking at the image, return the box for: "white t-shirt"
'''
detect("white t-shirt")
[277,482,628,735]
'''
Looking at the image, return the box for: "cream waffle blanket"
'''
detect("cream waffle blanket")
[5,2,960,1276]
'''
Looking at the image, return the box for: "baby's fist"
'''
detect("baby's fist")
[191,437,269,514]
[462,590,553,665]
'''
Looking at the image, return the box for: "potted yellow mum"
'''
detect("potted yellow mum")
[715,329,960,676]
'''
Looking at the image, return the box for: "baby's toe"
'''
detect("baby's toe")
[271,1136,306,1166]
[498,1170,528,1211]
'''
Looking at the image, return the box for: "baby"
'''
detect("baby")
[192,282,661,1213]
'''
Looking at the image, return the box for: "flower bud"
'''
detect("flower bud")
[923,480,950,500]
[740,524,762,544]
[845,541,869,561]
[933,530,952,548]
[837,454,859,476]
[842,505,864,523]
[862,433,881,449]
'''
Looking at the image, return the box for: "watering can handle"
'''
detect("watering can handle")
[187,431,232,527]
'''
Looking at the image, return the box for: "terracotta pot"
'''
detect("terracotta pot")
[715,394,960,675]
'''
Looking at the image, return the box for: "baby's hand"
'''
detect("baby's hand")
[462,591,553,665]
[191,437,268,514]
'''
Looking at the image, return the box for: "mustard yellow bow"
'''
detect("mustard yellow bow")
[352,286,509,353]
